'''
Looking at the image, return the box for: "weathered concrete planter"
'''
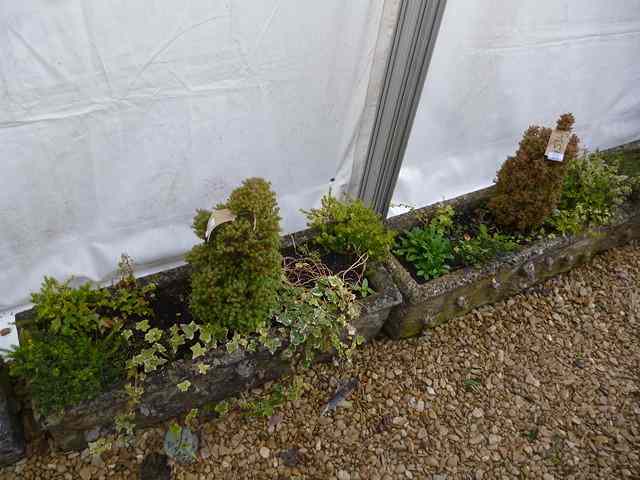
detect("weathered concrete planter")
[384,187,640,339]
[0,359,25,467]
[15,228,401,451]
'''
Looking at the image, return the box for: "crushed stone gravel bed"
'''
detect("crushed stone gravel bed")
[2,244,640,480]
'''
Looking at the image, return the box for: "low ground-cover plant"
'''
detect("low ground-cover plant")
[10,328,125,416]
[490,114,580,231]
[9,255,156,415]
[454,224,518,267]
[395,226,453,280]
[303,193,395,263]
[394,205,455,280]
[395,205,522,280]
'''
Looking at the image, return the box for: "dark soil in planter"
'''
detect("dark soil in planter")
[147,268,193,330]
[281,245,369,296]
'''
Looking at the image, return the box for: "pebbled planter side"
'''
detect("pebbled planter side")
[0,359,25,467]
[17,227,401,451]
[384,187,640,339]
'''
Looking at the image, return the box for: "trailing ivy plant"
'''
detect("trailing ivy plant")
[303,193,396,262]
[238,377,306,418]
[277,278,362,368]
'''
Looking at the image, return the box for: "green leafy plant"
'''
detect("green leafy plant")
[454,224,518,266]
[303,193,395,262]
[463,378,482,393]
[187,178,283,334]
[428,205,455,234]
[610,149,640,199]
[239,378,305,418]
[88,438,113,457]
[10,332,125,416]
[393,205,458,280]
[546,205,587,236]
[354,278,374,298]
[548,151,635,235]
[395,226,453,280]
[489,114,580,231]
[9,255,155,415]
[277,276,362,368]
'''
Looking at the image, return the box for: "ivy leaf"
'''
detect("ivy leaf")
[191,342,207,360]
[169,337,185,354]
[135,319,150,333]
[195,362,210,375]
[261,336,282,355]
[181,322,200,340]
[130,347,167,373]
[199,324,216,345]
[121,329,134,341]
[169,328,185,354]
[144,327,163,344]
[226,334,242,354]
[168,421,182,437]
[177,380,191,392]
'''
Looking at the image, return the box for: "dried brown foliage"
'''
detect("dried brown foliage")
[489,113,580,231]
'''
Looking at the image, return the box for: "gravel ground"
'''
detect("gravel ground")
[2,244,640,480]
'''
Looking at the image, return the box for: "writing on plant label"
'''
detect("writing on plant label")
[205,208,236,240]
[545,129,572,161]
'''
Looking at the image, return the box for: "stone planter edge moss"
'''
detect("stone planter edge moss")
[14,227,402,451]
[383,186,640,339]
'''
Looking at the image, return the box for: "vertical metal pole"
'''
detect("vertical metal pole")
[358,0,447,216]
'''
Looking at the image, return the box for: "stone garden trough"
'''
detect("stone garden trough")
[14,227,402,452]
[384,186,640,339]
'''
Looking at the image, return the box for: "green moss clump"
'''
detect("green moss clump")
[489,114,580,231]
[9,261,155,415]
[186,178,282,333]
[10,331,125,415]
[303,194,395,262]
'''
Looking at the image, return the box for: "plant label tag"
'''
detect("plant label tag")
[205,208,236,241]
[545,129,572,161]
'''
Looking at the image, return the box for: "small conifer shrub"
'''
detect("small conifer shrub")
[489,113,580,231]
[187,178,282,334]
[303,194,395,262]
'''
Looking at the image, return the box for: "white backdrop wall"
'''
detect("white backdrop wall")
[392,0,640,214]
[0,0,389,331]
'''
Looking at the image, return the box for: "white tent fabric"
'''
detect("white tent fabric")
[392,0,640,214]
[0,0,388,336]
